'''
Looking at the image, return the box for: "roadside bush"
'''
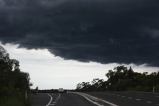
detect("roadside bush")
[0,46,31,106]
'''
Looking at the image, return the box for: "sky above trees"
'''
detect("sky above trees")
[1,43,159,89]
[0,0,159,89]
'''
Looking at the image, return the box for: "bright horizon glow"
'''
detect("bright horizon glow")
[1,42,159,89]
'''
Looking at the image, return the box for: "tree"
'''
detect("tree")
[0,45,31,106]
[76,65,159,92]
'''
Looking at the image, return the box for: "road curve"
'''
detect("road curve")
[31,93,97,106]
[31,91,159,106]
[88,91,159,106]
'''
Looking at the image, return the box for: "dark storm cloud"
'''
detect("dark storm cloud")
[0,0,159,66]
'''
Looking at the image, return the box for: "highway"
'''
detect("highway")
[31,92,159,106]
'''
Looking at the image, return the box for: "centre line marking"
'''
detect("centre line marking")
[146,101,152,104]
[46,94,53,106]
[136,99,141,101]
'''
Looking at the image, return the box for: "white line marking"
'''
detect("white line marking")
[55,93,61,102]
[146,101,152,104]
[76,93,104,106]
[46,94,53,106]
[135,99,141,101]
[46,93,61,106]
[100,99,118,106]
[49,102,56,105]
[72,92,118,106]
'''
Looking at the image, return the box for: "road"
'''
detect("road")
[31,91,159,106]
[31,93,97,106]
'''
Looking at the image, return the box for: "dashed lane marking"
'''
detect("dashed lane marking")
[46,93,61,106]
[135,99,141,101]
[46,94,53,106]
[146,101,152,104]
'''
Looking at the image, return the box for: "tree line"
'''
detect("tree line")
[0,46,31,106]
[76,65,159,92]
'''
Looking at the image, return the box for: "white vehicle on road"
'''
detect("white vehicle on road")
[58,88,64,93]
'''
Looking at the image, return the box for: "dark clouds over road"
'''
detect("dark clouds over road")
[0,0,159,65]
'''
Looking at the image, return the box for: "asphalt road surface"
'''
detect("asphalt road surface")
[31,93,97,106]
[31,92,159,106]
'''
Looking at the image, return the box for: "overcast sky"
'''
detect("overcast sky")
[0,0,159,89]
[1,43,159,89]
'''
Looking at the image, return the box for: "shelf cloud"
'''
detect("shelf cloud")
[0,0,159,66]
